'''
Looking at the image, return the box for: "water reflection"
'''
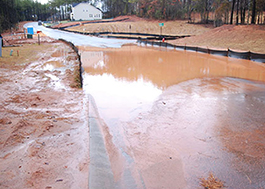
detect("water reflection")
[42,61,63,71]
[81,46,265,91]
[81,45,265,188]
[83,73,162,124]
[81,45,265,128]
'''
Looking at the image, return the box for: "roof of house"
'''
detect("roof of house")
[72,3,80,7]
[72,2,102,12]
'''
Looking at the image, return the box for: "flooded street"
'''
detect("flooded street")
[25,22,136,48]
[81,45,265,189]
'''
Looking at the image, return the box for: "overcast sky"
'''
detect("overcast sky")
[37,0,49,4]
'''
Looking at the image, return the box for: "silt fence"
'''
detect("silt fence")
[138,39,265,63]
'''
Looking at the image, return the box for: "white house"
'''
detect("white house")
[71,2,102,21]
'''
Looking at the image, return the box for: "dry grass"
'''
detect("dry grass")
[0,44,53,69]
[200,173,225,189]
[70,65,82,88]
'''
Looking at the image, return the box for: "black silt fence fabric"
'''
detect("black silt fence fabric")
[103,32,189,38]
[160,42,168,47]
[228,49,250,60]
[185,46,197,52]
[166,43,176,48]
[197,47,209,53]
[137,39,265,63]
[209,49,228,56]
[83,31,188,38]
[250,52,265,63]
[105,35,141,40]
[152,42,162,47]
[175,45,186,50]
[143,40,265,63]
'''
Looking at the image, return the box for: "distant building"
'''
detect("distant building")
[71,2,102,21]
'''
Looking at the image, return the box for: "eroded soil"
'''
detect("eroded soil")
[0,40,89,189]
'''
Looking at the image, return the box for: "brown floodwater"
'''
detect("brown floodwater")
[80,45,265,189]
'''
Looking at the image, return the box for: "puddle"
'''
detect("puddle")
[42,61,63,71]
[81,45,265,89]
[83,74,162,125]
[81,45,265,188]
[45,73,66,90]
[82,45,265,126]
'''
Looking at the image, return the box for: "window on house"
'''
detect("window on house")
[89,14,93,17]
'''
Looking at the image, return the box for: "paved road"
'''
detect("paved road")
[24,22,136,48]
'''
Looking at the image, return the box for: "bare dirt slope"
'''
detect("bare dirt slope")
[0,38,89,188]
[172,24,265,53]
[65,15,265,53]
[67,17,212,36]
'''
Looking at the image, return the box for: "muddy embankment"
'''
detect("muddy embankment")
[0,36,89,189]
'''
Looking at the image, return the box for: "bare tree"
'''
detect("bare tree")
[236,0,239,24]
[251,0,256,24]
[230,0,236,24]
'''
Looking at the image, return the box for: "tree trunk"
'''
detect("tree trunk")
[230,0,236,24]
[205,0,209,24]
[187,0,191,22]
[242,0,248,24]
[236,0,239,25]
[162,0,165,19]
[240,0,244,23]
[251,0,256,24]
[125,0,128,14]
[261,12,265,24]
[183,0,186,9]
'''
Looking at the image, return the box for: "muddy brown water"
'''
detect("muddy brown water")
[80,45,265,189]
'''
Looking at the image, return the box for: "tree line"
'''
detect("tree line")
[0,0,89,32]
[103,0,265,24]
[44,0,265,25]
[1,0,264,33]
[0,0,51,33]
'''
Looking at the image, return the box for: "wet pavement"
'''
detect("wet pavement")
[81,45,265,189]
[24,22,136,48]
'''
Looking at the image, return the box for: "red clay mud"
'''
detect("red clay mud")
[0,37,89,189]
